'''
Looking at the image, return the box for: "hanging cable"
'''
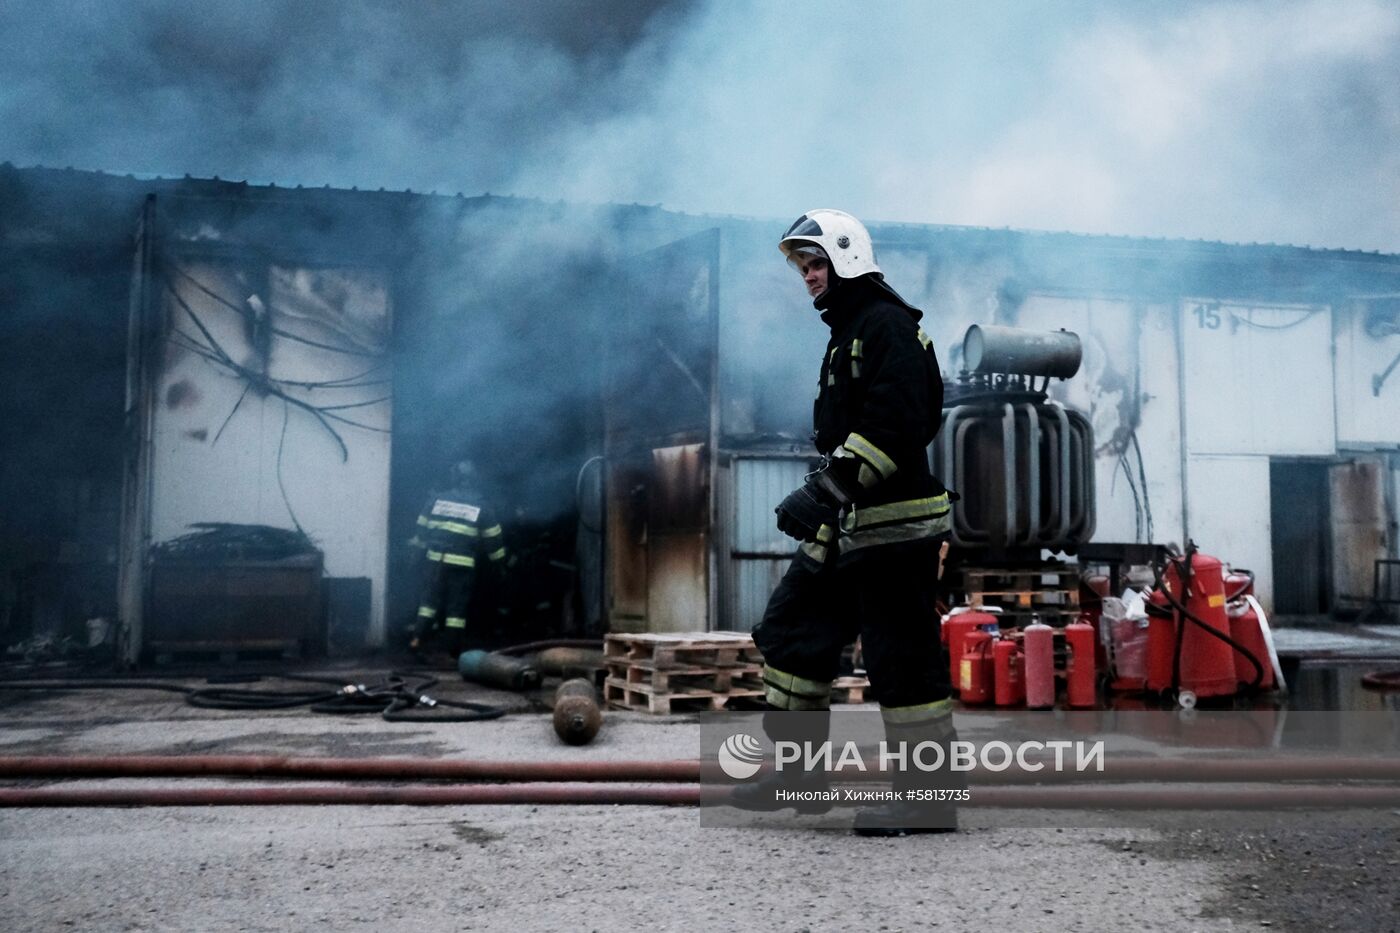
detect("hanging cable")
[168,263,383,358]
[1130,431,1154,543]
[1226,307,1320,331]
[1116,453,1143,542]
[275,397,306,535]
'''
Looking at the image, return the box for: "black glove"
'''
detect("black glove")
[775,482,839,542]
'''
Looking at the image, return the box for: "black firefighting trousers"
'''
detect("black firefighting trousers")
[752,534,951,711]
[414,560,475,655]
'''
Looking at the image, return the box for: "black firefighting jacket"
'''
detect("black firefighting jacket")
[802,274,951,565]
[411,485,507,570]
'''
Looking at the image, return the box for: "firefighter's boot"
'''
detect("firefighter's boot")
[726,706,833,815]
[853,704,962,837]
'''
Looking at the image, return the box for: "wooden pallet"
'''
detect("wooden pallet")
[603,632,763,670]
[606,660,764,695]
[603,677,764,715]
[969,589,1080,609]
[961,566,1079,587]
[831,676,870,704]
[603,633,768,714]
[961,565,1081,622]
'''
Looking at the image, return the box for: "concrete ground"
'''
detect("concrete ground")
[1,665,1398,933]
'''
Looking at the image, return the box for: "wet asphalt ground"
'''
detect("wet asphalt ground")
[0,664,1397,932]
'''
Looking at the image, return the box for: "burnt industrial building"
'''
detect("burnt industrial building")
[2,163,1398,663]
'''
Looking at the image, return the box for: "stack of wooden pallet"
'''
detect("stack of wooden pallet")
[961,564,1080,625]
[603,633,766,714]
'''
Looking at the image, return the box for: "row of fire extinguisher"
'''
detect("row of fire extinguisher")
[944,546,1282,709]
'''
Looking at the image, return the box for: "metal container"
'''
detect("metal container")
[933,399,1095,552]
[963,325,1083,378]
[458,650,541,691]
[145,554,323,658]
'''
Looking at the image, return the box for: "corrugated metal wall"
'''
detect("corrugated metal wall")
[717,455,810,631]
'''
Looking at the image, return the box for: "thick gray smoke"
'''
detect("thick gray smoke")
[3,0,1398,250]
[0,0,695,193]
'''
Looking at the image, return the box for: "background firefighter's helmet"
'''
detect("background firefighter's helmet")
[779,209,880,279]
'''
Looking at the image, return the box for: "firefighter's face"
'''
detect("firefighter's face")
[791,252,829,299]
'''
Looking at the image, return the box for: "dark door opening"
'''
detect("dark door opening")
[1270,460,1331,616]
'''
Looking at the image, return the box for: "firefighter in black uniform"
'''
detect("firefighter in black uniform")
[750,209,959,835]
[408,458,507,659]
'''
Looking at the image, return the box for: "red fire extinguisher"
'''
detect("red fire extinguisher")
[1065,619,1097,709]
[945,611,997,696]
[993,636,1025,706]
[1145,588,1176,694]
[959,629,996,705]
[1080,572,1112,672]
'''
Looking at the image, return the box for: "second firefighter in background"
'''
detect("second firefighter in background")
[409,457,506,657]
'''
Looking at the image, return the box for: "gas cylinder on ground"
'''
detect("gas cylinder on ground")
[1226,599,1274,691]
[1064,619,1097,708]
[1023,620,1055,709]
[459,650,541,691]
[959,629,996,705]
[553,678,603,745]
[1162,550,1238,700]
[944,611,997,696]
[992,636,1026,707]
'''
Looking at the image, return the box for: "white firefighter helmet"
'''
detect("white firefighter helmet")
[779,209,880,279]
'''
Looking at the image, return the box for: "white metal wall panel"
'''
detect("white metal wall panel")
[1184,455,1274,614]
[1012,296,1183,546]
[1182,302,1334,456]
[150,261,393,643]
[1334,301,1400,447]
[1135,304,1187,547]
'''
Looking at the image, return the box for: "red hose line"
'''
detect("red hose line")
[0,755,699,782]
[0,784,698,808]
[3,755,1399,784]
[3,784,1399,809]
[969,785,1400,809]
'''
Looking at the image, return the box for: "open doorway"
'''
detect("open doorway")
[1271,456,1393,619]
[1269,460,1331,616]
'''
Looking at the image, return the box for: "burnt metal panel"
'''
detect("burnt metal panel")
[602,230,721,634]
[1330,456,1389,605]
[646,445,709,632]
[605,456,649,632]
[117,196,159,664]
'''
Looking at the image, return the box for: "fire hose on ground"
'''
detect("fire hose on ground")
[2,754,1400,809]
[0,673,506,722]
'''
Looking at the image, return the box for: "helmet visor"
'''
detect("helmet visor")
[782,215,824,239]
